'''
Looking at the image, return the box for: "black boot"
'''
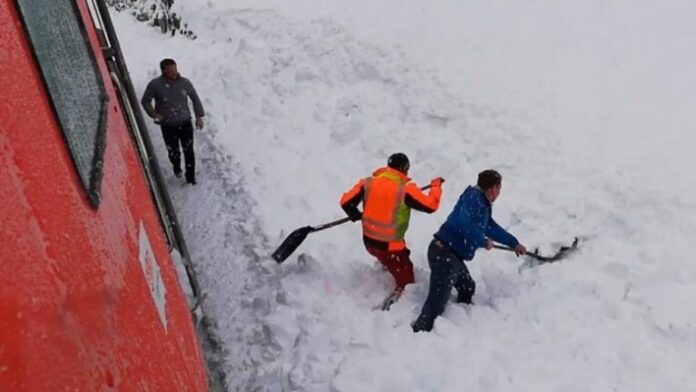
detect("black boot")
[411,316,433,333]
[455,295,473,305]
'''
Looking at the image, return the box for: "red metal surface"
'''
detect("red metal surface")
[0,1,208,390]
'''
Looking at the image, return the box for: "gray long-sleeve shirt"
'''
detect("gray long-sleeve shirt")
[141,75,205,126]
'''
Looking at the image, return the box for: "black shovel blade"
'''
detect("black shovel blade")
[520,237,580,270]
[529,237,579,263]
[271,226,314,263]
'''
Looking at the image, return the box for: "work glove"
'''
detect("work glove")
[348,211,363,222]
[430,177,445,187]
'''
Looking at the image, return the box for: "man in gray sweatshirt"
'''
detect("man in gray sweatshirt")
[141,58,205,185]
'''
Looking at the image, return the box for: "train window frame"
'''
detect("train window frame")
[16,0,109,208]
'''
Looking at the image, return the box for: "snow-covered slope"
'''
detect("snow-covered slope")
[112,1,696,390]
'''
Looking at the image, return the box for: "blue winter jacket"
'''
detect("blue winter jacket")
[434,186,519,261]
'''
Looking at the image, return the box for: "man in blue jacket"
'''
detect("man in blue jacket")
[412,169,526,332]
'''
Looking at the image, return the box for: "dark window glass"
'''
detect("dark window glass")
[17,0,108,207]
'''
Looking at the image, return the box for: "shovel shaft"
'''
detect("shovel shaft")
[272,183,438,263]
[310,183,434,232]
[311,217,352,232]
[493,244,545,261]
[494,237,579,262]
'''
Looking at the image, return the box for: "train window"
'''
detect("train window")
[17,0,109,208]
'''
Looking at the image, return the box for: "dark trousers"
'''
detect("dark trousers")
[412,239,476,332]
[161,121,195,181]
[365,246,415,290]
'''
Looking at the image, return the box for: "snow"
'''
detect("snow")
[111,1,696,391]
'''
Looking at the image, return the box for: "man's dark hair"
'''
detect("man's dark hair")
[387,152,410,173]
[477,169,502,190]
[159,58,176,71]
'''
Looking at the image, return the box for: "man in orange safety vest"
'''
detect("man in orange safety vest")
[340,153,443,306]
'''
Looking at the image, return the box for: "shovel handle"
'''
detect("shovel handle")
[494,244,544,261]
[311,217,352,232]
[494,242,577,262]
[312,183,438,233]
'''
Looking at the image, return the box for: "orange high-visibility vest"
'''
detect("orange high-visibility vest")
[362,171,411,250]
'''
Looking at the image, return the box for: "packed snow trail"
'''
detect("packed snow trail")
[113,2,696,391]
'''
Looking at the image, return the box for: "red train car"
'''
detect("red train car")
[0,0,213,390]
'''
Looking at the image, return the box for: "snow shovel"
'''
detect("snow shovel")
[271,183,437,263]
[494,237,579,267]
[271,217,353,263]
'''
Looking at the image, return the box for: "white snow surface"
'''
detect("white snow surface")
[112,1,696,391]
